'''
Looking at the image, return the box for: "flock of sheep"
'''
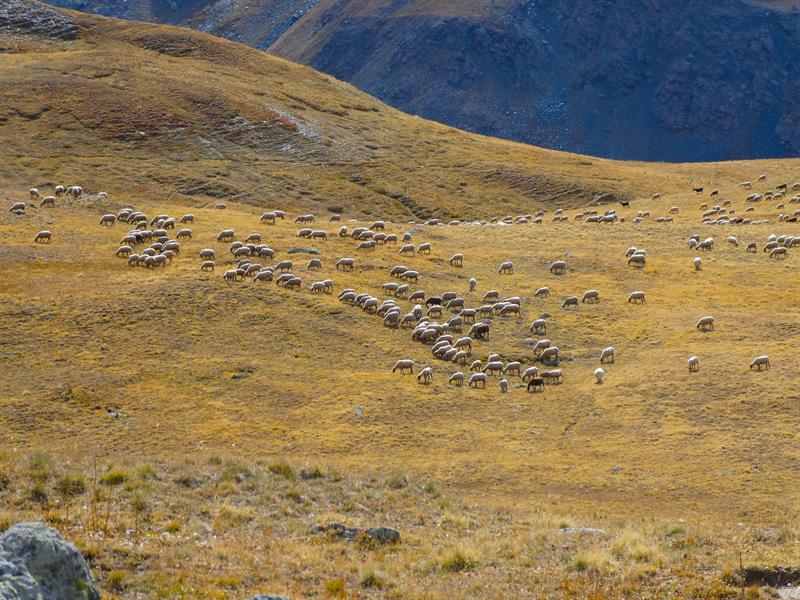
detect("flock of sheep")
[9,175,788,392]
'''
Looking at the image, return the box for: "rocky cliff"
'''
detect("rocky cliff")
[41,0,800,160]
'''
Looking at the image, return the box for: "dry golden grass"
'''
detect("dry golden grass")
[2,6,800,597]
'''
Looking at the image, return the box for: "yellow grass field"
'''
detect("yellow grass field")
[2,6,800,598]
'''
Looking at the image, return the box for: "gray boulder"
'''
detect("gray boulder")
[0,522,100,600]
[250,596,291,600]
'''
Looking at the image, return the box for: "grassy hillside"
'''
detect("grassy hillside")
[3,4,800,597]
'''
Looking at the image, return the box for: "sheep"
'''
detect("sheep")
[449,253,464,267]
[399,244,416,256]
[504,361,522,376]
[418,242,432,255]
[284,277,302,291]
[469,323,490,340]
[358,240,376,251]
[527,377,545,392]
[370,220,385,231]
[770,247,788,259]
[217,229,235,242]
[417,367,433,384]
[336,257,355,271]
[34,231,51,244]
[535,287,551,299]
[409,290,425,302]
[483,290,500,303]
[297,228,313,239]
[688,356,699,373]
[696,316,715,332]
[581,290,600,304]
[392,359,415,374]
[53,185,65,197]
[468,373,487,388]
[233,247,251,258]
[307,259,322,271]
[310,230,328,240]
[540,346,560,362]
[750,355,771,371]
[529,319,547,334]
[115,245,133,257]
[200,260,215,272]
[447,298,465,311]
[532,339,551,356]
[627,254,645,268]
[276,260,293,272]
[697,238,714,251]
[562,296,579,309]
[295,214,315,224]
[427,305,443,318]
[594,368,605,384]
[627,291,646,304]
[541,369,564,384]
[469,277,477,292]
[600,347,615,364]
[521,366,540,382]
[176,228,192,240]
[449,372,465,386]
[99,214,117,227]
[652,193,661,200]
[127,254,140,266]
[29,188,40,200]
[757,174,767,182]
[549,261,566,275]
[669,206,679,214]
[402,270,419,283]
[499,378,509,393]
[10,201,26,212]
[39,196,55,208]
[310,281,327,294]
[727,236,739,247]
[498,261,514,275]
[223,269,239,282]
[746,241,757,253]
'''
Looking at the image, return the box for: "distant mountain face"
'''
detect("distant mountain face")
[44,0,800,161]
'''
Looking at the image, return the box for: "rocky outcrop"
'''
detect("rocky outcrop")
[34,0,800,160]
[0,522,100,599]
[0,0,79,40]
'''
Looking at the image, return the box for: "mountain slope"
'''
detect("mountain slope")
[40,0,800,161]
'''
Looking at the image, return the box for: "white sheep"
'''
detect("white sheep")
[549,261,566,275]
[594,368,605,384]
[696,316,715,332]
[521,366,540,382]
[694,257,702,271]
[498,261,514,274]
[750,355,771,371]
[534,287,550,298]
[448,372,465,386]
[449,253,464,267]
[499,378,509,393]
[688,356,699,372]
[468,373,487,388]
[34,231,52,243]
[581,290,600,304]
[529,319,547,334]
[468,277,477,292]
[600,347,615,364]
[627,291,646,304]
[417,367,433,384]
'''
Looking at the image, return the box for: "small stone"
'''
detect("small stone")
[611,465,622,474]
[540,313,552,319]
[353,407,364,415]
[366,527,400,544]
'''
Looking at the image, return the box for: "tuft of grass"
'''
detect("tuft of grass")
[107,570,126,592]
[27,452,52,482]
[441,549,476,573]
[325,578,346,598]
[28,482,47,504]
[56,474,86,497]
[387,473,409,490]
[268,460,294,480]
[360,570,387,590]
[299,465,324,480]
[99,470,127,486]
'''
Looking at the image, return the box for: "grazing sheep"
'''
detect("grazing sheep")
[581,290,600,304]
[750,355,771,371]
[54,185,65,197]
[627,254,645,268]
[115,245,132,257]
[402,270,419,283]
[727,236,739,247]
[504,361,522,376]
[521,366,540,382]
[549,261,566,275]
[746,241,757,253]
[449,372,465,386]
[696,316,715,332]
[469,277,477,292]
[34,231,51,244]
[532,339,551,356]
[295,214,315,224]
[201,260,215,272]
[562,296,579,309]
[688,356,699,373]
[469,323,490,340]
[541,369,564,384]
[600,347,615,364]
[307,259,322,271]
[417,367,433,384]
[260,212,276,225]
[692,257,702,271]
[594,368,605,384]
[535,287,550,299]
[310,230,328,240]
[418,242,432,255]
[498,261,514,275]
[358,240,377,251]
[329,214,342,222]
[499,378,509,393]
[176,228,192,240]
[468,373,487,388]
[540,346,560,361]
[198,248,215,260]
[217,229,235,242]
[770,247,788,259]
[29,188,39,200]
[370,220,385,231]
[39,196,55,208]
[276,260,293,272]
[530,319,547,334]
[392,359,415,374]
[483,291,500,303]
[399,244,416,256]
[336,257,355,271]
[449,253,464,267]
[99,214,116,227]
[627,291,646,304]
[527,377,545,392]
[223,269,239,282]
[10,202,26,212]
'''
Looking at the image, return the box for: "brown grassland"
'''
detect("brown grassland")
[2,6,800,598]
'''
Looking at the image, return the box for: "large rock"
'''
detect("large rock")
[0,522,100,600]
[0,0,79,41]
